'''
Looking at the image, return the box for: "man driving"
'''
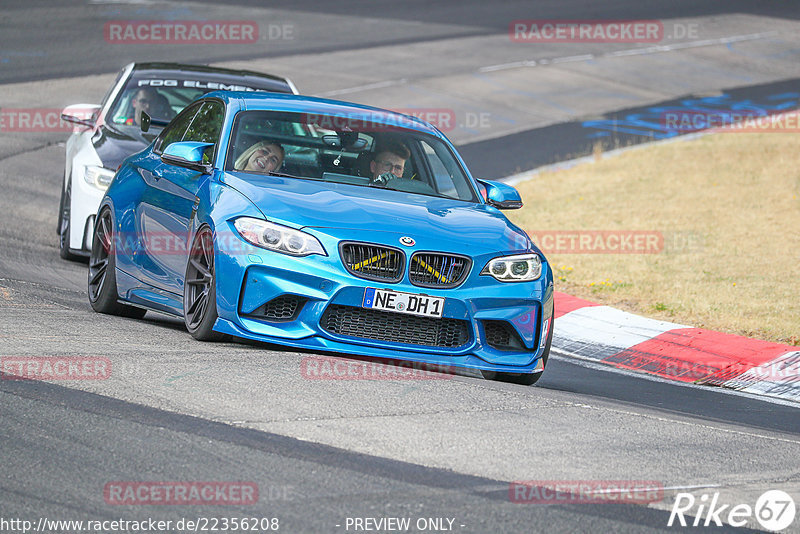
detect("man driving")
[370,141,410,185]
[128,88,158,126]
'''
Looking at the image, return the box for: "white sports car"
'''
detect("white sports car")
[58,62,298,260]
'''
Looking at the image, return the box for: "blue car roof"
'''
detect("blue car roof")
[202,91,442,136]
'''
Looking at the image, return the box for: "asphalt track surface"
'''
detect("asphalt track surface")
[459,76,800,179]
[1,2,799,533]
[3,0,799,85]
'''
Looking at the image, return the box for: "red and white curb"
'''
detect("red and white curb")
[552,292,800,403]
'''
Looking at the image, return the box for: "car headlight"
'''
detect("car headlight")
[84,166,115,190]
[481,253,542,282]
[233,217,326,257]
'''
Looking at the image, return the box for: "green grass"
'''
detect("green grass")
[508,131,800,345]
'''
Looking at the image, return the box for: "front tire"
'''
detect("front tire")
[88,207,146,319]
[58,180,81,261]
[482,317,553,386]
[184,226,225,341]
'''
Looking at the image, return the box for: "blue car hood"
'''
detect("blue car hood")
[222,172,531,254]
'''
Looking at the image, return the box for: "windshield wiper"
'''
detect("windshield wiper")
[268,171,305,180]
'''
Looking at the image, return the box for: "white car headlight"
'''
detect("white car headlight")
[84,166,115,190]
[481,253,542,282]
[234,217,326,257]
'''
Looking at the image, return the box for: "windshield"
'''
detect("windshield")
[107,74,281,128]
[108,77,204,127]
[224,110,479,202]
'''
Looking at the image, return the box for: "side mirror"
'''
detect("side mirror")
[61,104,101,129]
[141,111,169,132]
[140,111,151,132]
[477,179,523,209]
[161,142,214,174]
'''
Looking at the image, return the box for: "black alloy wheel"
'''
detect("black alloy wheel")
[184,226,225,341]
[88,207,146,318]
[482,316,553,386]
[58,180,80,261]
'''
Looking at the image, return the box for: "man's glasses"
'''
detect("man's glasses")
[376,160,404,175]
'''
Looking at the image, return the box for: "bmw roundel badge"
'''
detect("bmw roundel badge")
[400,236,415,247]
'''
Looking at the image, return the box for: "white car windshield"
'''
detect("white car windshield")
[108,77,207,127]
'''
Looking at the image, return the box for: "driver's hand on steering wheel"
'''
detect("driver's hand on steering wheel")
[371,172,397,186]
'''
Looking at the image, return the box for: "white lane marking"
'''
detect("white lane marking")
[607,47,668,57]
[315,78,408,97]
[557,382,800,445]
[503,131,709,186]
[480,31,778,73]
[308,32,775,98]
[442,482,722,497]
[608,32,779,57]
[551,54,595,64]
[506,105,800,186]
[478,60,537,72]
[592,484,721,495]
[607,405,800,445]
[551,349,800,410]
[652,484,721,492]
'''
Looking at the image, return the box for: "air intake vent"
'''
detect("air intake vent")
[321,304,470,349]
[409,253,471,288]
[483,320,526,351]
[247,295,305,322]
[340,242,404,283]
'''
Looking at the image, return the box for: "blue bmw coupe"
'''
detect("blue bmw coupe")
[88,91,554,384]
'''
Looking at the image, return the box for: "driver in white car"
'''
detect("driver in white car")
[124,88,172,126]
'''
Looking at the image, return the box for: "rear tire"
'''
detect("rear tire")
[184,226,225,341]
[482,317,553,386]
[58,180,82,261]
[88,207,146,319]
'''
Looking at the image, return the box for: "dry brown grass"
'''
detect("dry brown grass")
[508,132,800,345]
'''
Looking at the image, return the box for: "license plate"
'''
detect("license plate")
[362,288,444,318]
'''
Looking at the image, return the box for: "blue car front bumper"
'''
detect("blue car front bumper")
[212,227,553,374]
